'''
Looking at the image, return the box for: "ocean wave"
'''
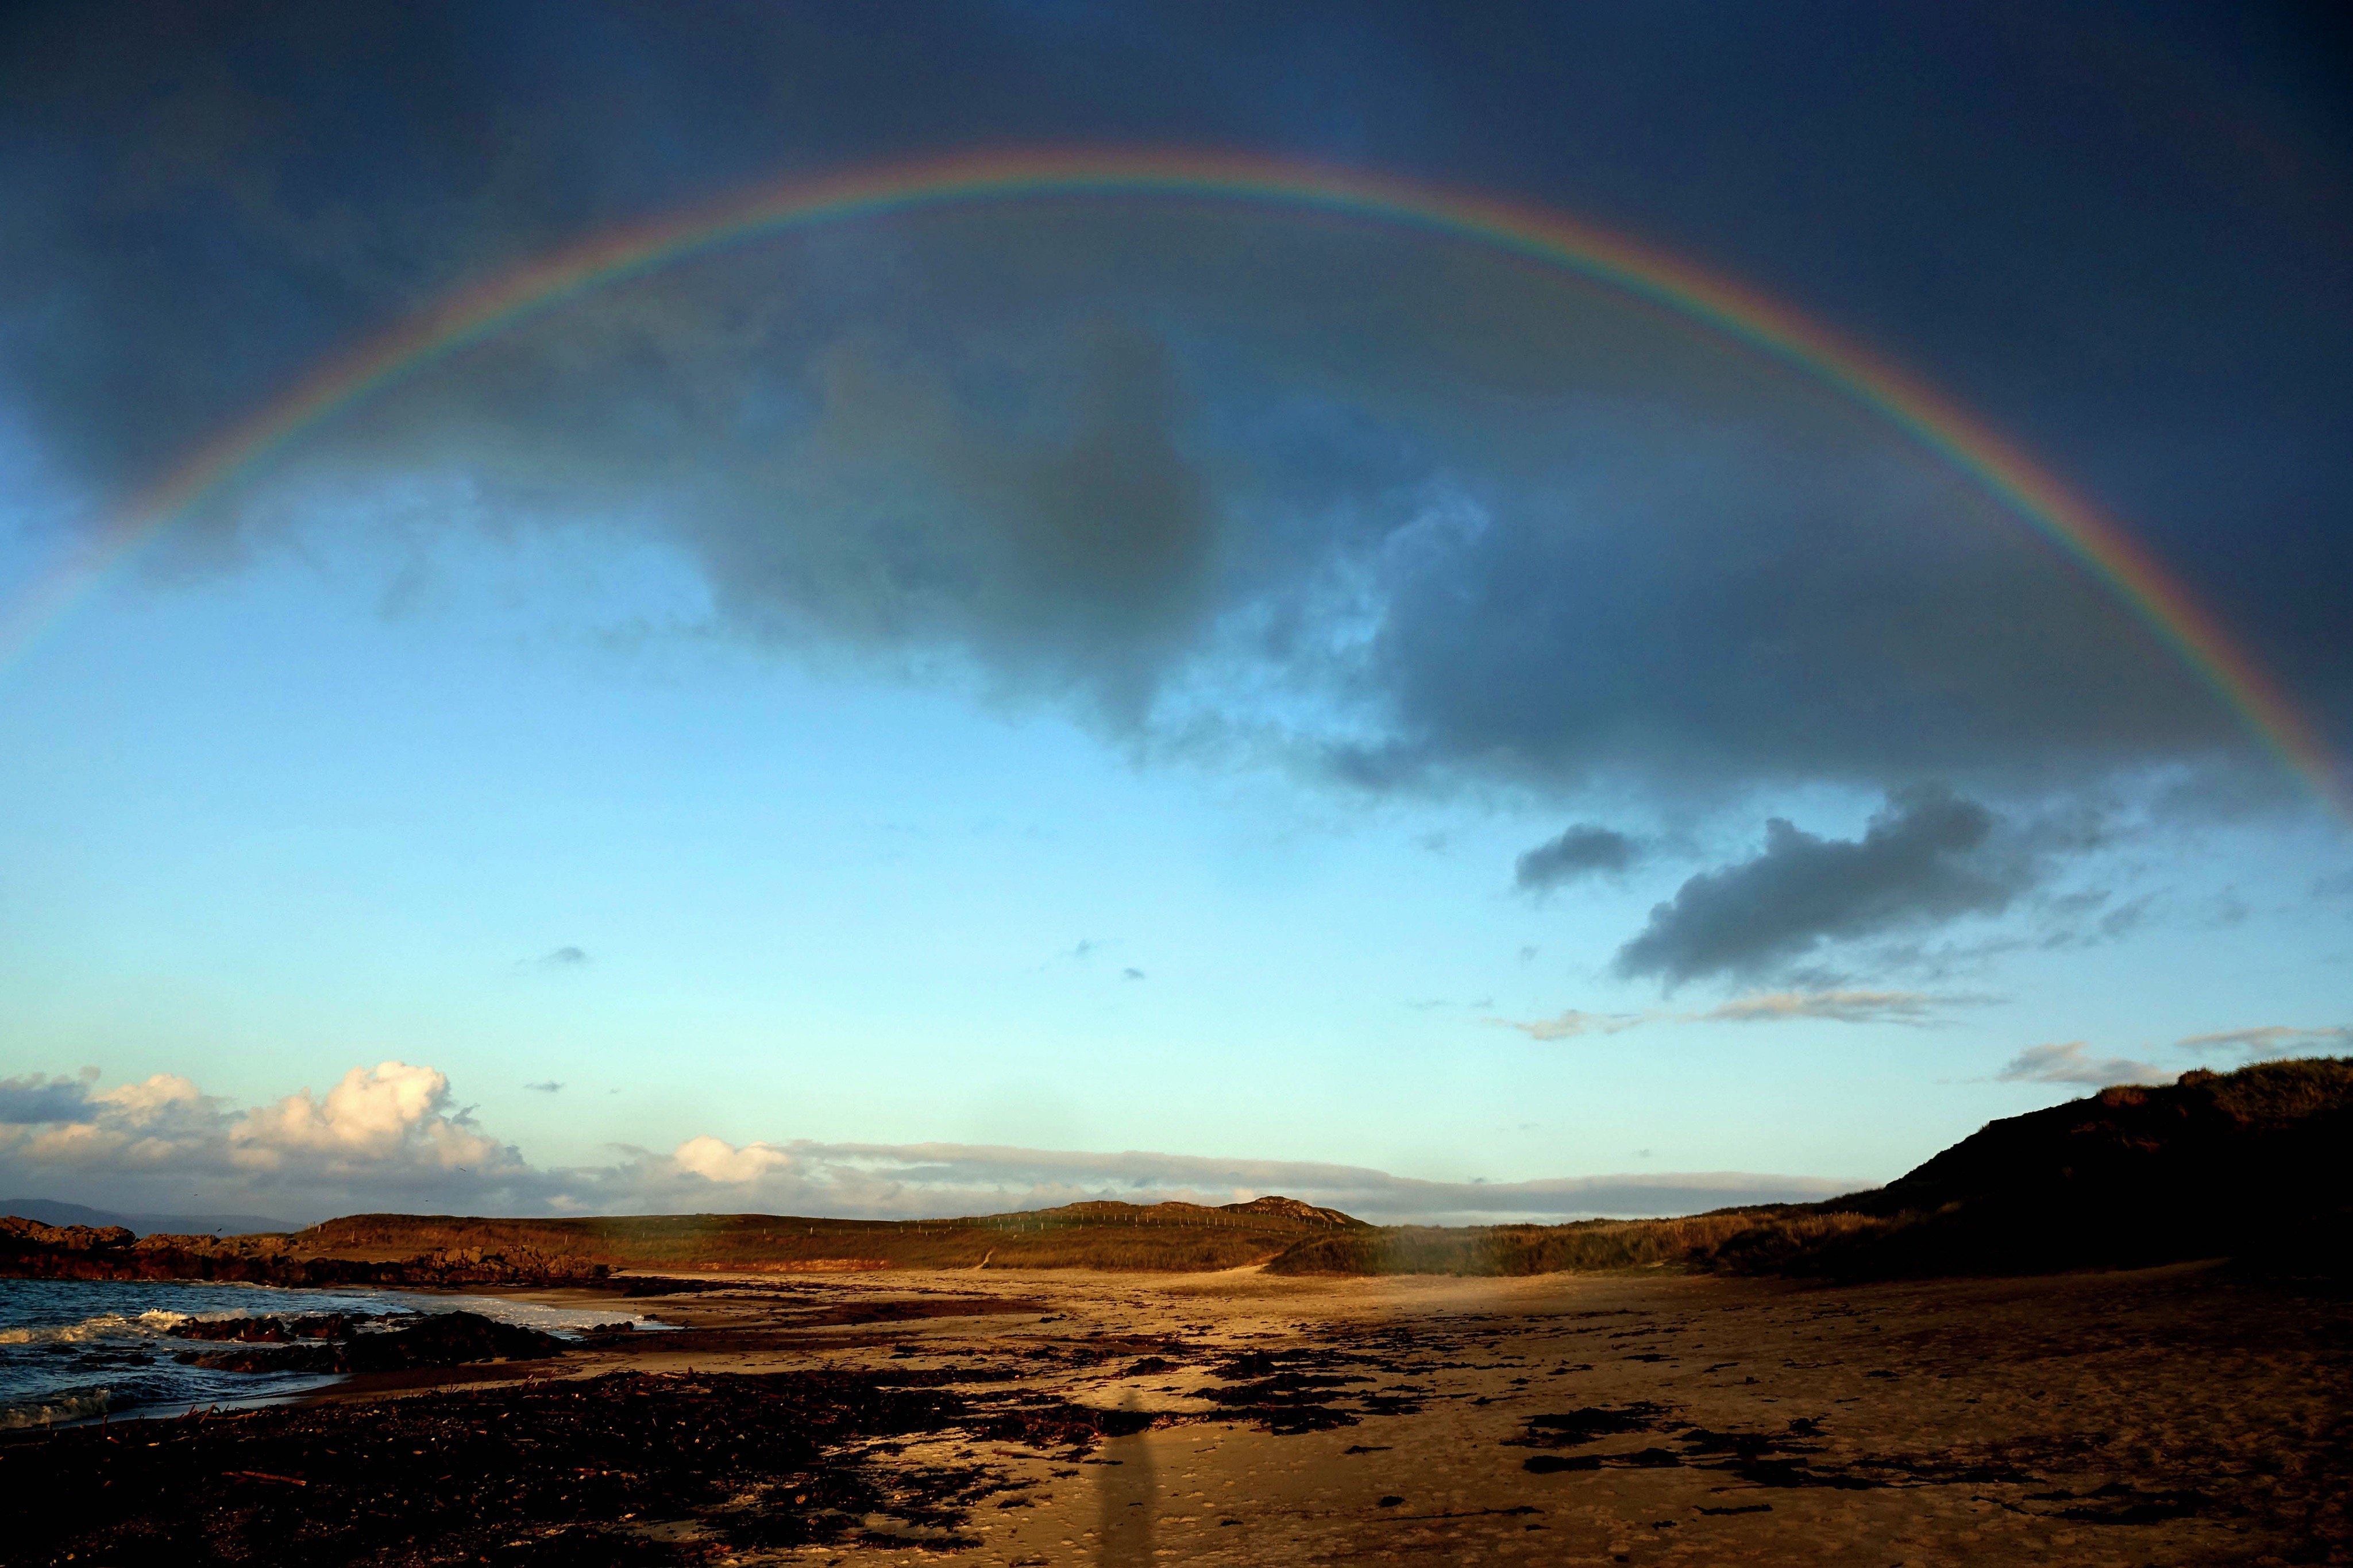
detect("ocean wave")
[0,1281,658,1426]
[0,1308,197,1346]
[0,1388,116,1430]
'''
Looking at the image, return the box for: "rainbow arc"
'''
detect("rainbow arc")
[2,148,2337,813]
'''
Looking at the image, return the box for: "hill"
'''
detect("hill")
[7,1060,2343,1285]
[0,1195,1363,1285]
[1266,1057,2353,1280]
[0,1198,295,1237]
[300,1195,1360,1276]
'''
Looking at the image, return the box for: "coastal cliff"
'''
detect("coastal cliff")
[0,1215,606,1288]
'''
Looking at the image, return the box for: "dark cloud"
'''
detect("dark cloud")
[1120,967,1146,981]
[670,318,1220,725]
[523,1081,564,1094]
[2036,887,2160,951]
[1614,786,2035,987]
[533,946,589,968]
[2,5,2346,802]
[1515,824,1640,893]
[2099,895,2157,941]
[0,1075,91,1125]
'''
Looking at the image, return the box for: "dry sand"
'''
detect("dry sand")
[418,1258,2349,1566]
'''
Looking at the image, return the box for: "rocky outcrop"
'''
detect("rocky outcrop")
[0,1215,608,1287]
[165,1310,567,1374]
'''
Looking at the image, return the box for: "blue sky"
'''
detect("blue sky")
[0,2,2347,1223]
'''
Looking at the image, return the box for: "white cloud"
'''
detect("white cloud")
[1995,1041,2173,1087]
[227,1063,506,1175]
[0,1061,526,1197]
[2174,1024,2351,1058]
[1492,987,1982,1040]
[1491,1010,1645,1041]
[1696,989,1943,1025]
[0,1061,1852,1227]
[670,1134,793,1185]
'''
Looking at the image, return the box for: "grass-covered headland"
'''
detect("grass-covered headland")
[1268,1056,2353,1279]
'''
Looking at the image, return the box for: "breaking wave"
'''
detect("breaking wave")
[0,1278,650,1428]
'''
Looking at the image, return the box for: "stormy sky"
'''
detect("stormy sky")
[1,2,2348,1223]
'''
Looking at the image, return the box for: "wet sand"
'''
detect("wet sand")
[7,1259,2346,1565]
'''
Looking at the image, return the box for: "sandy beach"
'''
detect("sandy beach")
[11,1257,2339,1566]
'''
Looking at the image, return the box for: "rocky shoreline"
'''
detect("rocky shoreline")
[160,1307,615,1376]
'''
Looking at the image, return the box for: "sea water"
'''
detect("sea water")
[0,1277,653,1428]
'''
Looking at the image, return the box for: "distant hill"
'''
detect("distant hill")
[1266,1057,2353,1280]
[0,1199,294,1237]
[294,1195,1363,1275]
[13,1060,2342,1284]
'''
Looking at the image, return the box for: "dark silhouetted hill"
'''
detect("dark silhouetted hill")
[1743,1056,2353,1277]
[1266,1058,2352,1280]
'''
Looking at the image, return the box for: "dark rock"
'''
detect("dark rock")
[1524,1454,1601,1473]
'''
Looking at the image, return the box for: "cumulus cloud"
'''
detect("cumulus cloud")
[0,1061,1846,1225]
[0,1063,527,1212]
[669,1134,792,1186]
[1614,786,2036,988]
[1995,1042,2173,1086]
[2175,1024,2352,1057]
[1515,825,1640,893]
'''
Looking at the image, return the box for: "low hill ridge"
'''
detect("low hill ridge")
[267,1194,1364,1277]
[1263,1057,2352,1279]
[9,1061,2344,1283]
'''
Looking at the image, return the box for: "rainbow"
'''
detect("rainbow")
[3,147,2339,810]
